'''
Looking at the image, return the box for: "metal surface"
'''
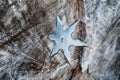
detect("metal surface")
[49,16,87,64]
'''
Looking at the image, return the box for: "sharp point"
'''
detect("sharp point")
[57,16,62,25]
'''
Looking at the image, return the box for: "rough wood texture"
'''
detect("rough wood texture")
[0,0,120,80]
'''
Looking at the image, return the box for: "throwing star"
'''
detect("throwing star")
[49,16,87,64]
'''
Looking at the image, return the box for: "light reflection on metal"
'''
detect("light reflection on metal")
[49,16,87,64]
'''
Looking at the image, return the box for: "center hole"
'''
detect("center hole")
[61,37,65,42]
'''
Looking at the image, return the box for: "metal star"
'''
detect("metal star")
[49,16,87,63]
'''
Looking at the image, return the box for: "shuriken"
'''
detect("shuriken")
[49,16,87,64]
